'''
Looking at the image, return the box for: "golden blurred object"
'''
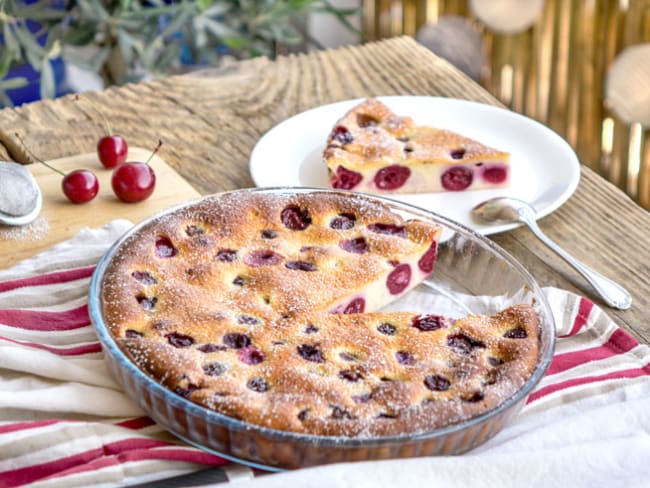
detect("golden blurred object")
[362,0,650,209]
[469,0,546,34]
[606,44,650,127]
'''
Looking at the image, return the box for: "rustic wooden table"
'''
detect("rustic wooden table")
[0,37,648,343]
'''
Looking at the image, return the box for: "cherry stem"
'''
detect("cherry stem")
[145,140,163,165]
[75,94,113,136]
[14,132,66,177]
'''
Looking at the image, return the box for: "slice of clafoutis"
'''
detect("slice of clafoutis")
[324,98,510,194]
[117,304,539,437]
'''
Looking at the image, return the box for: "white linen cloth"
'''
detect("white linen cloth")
[0,221,648,488]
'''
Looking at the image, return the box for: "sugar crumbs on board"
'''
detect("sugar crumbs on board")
[0,217,49,241]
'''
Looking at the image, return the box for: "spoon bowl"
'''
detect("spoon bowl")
[472,196,535,224]
[471,196,632,310]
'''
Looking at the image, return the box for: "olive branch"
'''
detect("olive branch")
[0,0,358,106]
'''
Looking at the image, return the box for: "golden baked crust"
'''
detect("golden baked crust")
[101,191,539,438]
[118,305,538,437]
[325,98,511,193]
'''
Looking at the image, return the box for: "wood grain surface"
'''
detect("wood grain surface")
[0,148,200,270]
[0,37,648,343]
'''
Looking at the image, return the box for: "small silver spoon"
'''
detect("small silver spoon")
[472,197,632,310]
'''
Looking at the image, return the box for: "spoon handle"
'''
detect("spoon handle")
[522,215,632,310]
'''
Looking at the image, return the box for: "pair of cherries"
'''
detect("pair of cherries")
[63,135,156,204]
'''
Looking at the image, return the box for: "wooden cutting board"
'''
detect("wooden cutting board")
[0,148,201,270]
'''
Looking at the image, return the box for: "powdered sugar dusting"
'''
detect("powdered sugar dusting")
[0,216,49,241]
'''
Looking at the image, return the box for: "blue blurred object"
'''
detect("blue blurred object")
[4,59,68,106]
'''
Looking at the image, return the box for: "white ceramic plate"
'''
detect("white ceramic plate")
[249,96,580,235]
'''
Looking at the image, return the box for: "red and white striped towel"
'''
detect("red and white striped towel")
[1,221,649,488]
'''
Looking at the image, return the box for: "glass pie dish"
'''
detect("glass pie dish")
[88,187,555,471]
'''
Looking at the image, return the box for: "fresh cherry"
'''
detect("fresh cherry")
[61,170,99,203]
[78,95,129,169]
[15,132,99,204]
[98,135,128,169]
[112,162,156,202]
[111,140,161,203]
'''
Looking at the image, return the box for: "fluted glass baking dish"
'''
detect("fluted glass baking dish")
[88,187,555,471]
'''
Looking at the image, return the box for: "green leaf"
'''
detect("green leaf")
[122,4,182,19]
[197,0,212,12]
[276,23,301,43]
[154,44,181,73]
[0,76,29,90]
[192,16,208,48]
[0,90,15,108]
[61,49,97,72]
[39,59,55,99]
[0,34,16,79]
[62,25,97,46]
[313,0,360,34]
[0,57,9,81]
[3,22,19,56]
[222,36,246,49]
[14,26,45,69]
[203,3,230,17]
[43,24,63,52]
[92,46,112,72]
[159,8,194,39]
[202,16,239,39]
[86,0,109,20]
[14,5,67,22]
[116,28,137,64]
[75,0,93,18]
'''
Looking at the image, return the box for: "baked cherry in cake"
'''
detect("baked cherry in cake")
[100,191,539,438]
[324,98,510,194]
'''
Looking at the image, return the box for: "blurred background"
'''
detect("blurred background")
[1,0,649,209]
[326,0,650,210]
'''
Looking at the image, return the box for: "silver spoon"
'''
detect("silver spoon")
[472,197,632,310]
